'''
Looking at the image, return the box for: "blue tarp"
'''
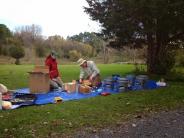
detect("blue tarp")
[10,77,159,109]
[11,87,118,109]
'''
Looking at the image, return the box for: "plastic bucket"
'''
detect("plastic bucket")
[117,78,128,87]
[112,74,120,81]
[136,75,148,86]
[136,75,148,80]
[126,74,136,86]
[118,87,126,92]
[104,78,113,85]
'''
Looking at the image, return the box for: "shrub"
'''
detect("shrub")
[35,45,45,57]
[9,45,25,65]
[69,50,81,61]
[154,50,175,74]
[1,46,9,56]
[175,49,184,67]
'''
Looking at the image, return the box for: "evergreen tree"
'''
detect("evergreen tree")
[85,0,184,74]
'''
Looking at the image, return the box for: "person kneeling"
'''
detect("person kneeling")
[45,50,63,90]
[77,58,101,87]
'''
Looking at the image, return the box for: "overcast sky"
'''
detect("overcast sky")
[0,0,101,38]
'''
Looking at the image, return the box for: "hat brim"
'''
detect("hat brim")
[80,60,86,66]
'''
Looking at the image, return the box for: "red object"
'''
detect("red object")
[45,55,60,79]
[2,93,13,100]
[100,92,111,96]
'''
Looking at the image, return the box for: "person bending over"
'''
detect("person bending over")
[77,58,101,87]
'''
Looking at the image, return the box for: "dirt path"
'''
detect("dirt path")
[74,109,184,138]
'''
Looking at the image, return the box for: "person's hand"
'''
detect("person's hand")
[89,75,93,81]
[79,79,83,84]
[52,78,57,82]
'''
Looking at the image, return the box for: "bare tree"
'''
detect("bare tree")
[14,24,42,47]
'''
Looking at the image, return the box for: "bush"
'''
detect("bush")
[154,50,175,74]
[9,45,25,65]
[69,50,81,61]
[175,49,184,66]
[0,45,13,56]
[0,45,2,55]
[1,46,9,56]
[35,45,46,57]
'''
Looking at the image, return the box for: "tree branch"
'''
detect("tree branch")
[167,32,184,43]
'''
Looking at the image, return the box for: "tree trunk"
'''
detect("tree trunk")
[15,58,20,65]
[147,34,157,73]
[147,32,172,74]
[103,41,109,64]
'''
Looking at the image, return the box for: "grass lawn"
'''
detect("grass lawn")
[0,64,135,89]
[0,64,184,138]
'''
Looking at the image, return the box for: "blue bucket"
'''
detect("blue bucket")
[118,87,126,92]
[117,78,128,87]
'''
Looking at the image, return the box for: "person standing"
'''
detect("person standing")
[77,58,101,87]
[45,50,63,89]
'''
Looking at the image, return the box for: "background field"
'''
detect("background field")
[0,64,135,89]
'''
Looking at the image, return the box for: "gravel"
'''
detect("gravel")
[73,109,184,138]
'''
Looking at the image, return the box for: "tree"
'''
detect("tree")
[85,0,184,74]
[0,24,12,44]
[0,24,12,55]
[14,24,42,47]
[35,45,46,57]
[67,32,104,56]
[9,45,25,65]
[69,50,81,61]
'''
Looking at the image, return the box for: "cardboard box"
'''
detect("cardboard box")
[28,66,50,93]
[82,80,92,86]
[33,65,49,73]
[64,82,76,93]
[79,85,91,94]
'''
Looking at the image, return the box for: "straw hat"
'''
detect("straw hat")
[77,58,86,66]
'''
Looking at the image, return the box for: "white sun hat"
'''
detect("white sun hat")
[77,58,86,66]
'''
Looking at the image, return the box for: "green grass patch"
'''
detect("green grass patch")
[0,64,134,89]
[0,84,184,138]
[0,64,184,137]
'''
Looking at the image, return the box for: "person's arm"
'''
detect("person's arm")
[79,68,85,83]
[90,61,100,79]
[45,57,50,67]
